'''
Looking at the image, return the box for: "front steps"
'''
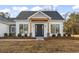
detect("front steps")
[36,37,44,40]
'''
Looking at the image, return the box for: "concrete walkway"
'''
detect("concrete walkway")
[36,37,44,40]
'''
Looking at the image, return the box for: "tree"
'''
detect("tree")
[0,12,10,18]
[0,12,5,17]
[64,12,79,34]
[4,12,10,18]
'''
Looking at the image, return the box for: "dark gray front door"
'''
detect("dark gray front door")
[35,24,44,37]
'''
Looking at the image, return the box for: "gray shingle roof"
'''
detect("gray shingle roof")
[16,11,64,20]
[0,16,15,22]
[0,11,64,22]
[16,11,36,19]
[0,16,8,22]
[0,16,6,20]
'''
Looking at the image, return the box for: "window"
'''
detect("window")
[51,24,60,33]
[19,24,28,34]
[19,24,23,34]
[9,24,16,33]
[24,24,28,32]
[24,24,28,33]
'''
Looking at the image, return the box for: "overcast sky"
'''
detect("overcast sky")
[0,5,79,17]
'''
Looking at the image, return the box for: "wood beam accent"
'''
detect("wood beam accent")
[30,18,48,22]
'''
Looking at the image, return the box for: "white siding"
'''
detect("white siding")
[0,23,9,37]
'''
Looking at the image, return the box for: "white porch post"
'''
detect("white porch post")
[16,23,19,36]
[27,22,30,36]
[44,23,48,37]
[49,22,52,37]
[60,23,63,36]
[31,24,35,37]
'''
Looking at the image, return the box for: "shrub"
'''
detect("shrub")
[52,34,56,37]
[9,33,16,37]
[57,33,61,37]
[67,33,71,37]
[9,33,12,37]
[18,33,22,37]
[24,34,27,37]
[63,34,66,37]
[4,33,8,37]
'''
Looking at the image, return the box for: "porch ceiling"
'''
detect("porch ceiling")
[30,18,48,22]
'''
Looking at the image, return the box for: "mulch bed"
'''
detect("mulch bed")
[44,37,79,40]
[0,36,79,41]
[0,36,36,39]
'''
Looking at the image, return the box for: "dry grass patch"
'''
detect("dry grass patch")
[0,38,79,52]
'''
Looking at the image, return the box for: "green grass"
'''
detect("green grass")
[0,38,79,53]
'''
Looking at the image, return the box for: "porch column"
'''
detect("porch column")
[44,23,48,37]
[60,23,63,36]
[16,24,19,36]
[27,22,30,36]
[48,22,51,37]
[31,23,35,37]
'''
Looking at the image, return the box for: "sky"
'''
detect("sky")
[0,5,79,17]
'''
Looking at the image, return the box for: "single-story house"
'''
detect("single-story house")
[0,11,64,37]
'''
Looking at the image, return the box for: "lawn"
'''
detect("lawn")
[0,38,79,53]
